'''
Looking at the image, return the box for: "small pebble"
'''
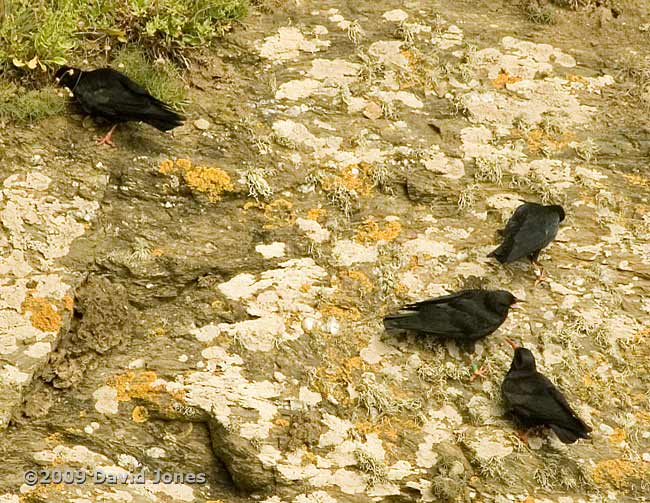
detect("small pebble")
[194,118,210,130]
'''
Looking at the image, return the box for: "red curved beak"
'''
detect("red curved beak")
[510,298,524,310]
[505,337,520,350]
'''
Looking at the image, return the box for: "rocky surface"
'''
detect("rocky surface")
[1,1,650,502]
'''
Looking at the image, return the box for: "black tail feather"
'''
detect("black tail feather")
[550,424,591,444]
[383,312,421,331]
[488,246,507,263]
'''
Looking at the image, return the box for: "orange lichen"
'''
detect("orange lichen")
[624,173,650,186]
[132,405,150,423]
[526,129,575,153]
[319,304,361,321]
[566,74,588,84]
[610,428,626,444]
[21,296,61,332]
[110,371,163,402]
[346,270,373,291]
[355,219,402,244]
[263,198,296,229]
[300,283,312,293]
[301,451,318,465]
[175,158,192,171]
[183,166,235,202]
[307,207,327,221]
[159,159,176,174]
[321,164,374,197]
[151,248,164,257]
[63,294,74,311]
[274,418,290,427]
[160,158,235,202]
[593,459,650,489]
[46,433,64,445]
[492,71,522,89]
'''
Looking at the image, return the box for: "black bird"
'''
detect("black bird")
[383,289,520,352]
[488,202,565,284]
[502,341,592,444]
[55,66,184,146]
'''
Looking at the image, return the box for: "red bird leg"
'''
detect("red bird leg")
[515,429,530,445]
[96,124,117,147]
[531,259,547,287]
[469,363,488,381]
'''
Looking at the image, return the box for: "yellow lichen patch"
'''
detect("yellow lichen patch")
[624,173,650,186]
[46,433,64,446]
[492,70,522,89]
[301,451,318,465]
[183,166,235,202]
[609,428,626,444]
[346,270,373,292]
[160,158,235,202]
[63,294,74,311]
[355,219,402,244]
[354,421,385,437]
[525,129,575,153]
[274,418,290,427]
[566,74,588,84]
[150,326,166,337]
[307,207,327,221]
[131,405,149,423]
[263,198,296,229]
[176,158,192,171]
[320,304,361,321]
[110,371,163,402]
[321,164,374,197]
[21,296,61,332]
[593,459,650,490]
[159,159,176,174]
[151,248,164,257]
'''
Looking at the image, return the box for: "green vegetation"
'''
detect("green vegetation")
[1,0,248,74]
[0,0,248,121]
[112,48,187,108]
[523,1,555,25]
[0,81,65,122]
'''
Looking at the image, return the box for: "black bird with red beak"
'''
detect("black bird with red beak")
[55,66,184,147]
[502,340,592,444]
[383,289,520,352]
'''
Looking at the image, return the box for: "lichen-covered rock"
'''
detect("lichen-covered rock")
[1,2,649,503]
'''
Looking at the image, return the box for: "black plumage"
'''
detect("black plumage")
[501,345,592,444]
[383,289,519,351]
[55,66,184,146]
[488,202,565,264]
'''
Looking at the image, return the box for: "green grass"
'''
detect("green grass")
[112,48,187,108]
[1,0,249,77]
[0,0,246,122]
[0,81,65,122]
[522,0,555,24]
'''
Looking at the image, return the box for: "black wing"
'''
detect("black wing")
[503,372,591,441]
[499,204,559,262]
[76,69,183,130]
[402,289,479,310]
[386,290,499,339]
